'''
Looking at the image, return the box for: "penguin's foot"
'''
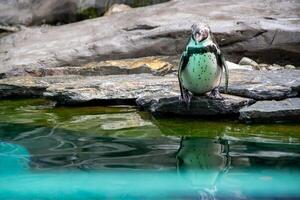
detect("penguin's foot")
[209,88,224,100]
[179,89,193,107]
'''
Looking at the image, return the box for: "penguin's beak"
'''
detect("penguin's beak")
[194,30,209,42]
[195,32,203,42]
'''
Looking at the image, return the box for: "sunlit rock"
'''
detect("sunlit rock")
[104,4,132,16]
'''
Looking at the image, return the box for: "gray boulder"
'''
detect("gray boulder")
[0,0,169,26]
[0,0,77,26]
[239,98,300,123]
[0,0,299,76]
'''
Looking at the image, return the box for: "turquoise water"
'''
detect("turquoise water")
[0,99,299,199]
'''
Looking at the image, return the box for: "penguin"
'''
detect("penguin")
[178,23,229,103]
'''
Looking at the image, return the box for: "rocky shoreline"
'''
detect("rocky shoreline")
[0,0,299,123]
[0,56,299,123]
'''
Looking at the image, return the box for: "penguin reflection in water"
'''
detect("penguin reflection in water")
[176,137,230,199]
[178,23,229,103]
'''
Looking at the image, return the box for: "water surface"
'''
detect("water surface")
[0,99,299,199]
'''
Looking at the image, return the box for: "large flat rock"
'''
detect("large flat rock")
[220,69,300,100]
[1,0,299,76]
[1,56,177,78]
[239,98,300,123]
[0,74,179,104]
[0,69,299,103]
[137,94,255,117]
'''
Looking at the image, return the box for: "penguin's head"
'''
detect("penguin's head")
[191,23,210,42]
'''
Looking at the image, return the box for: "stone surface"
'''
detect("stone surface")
[0,74,178,105]
[0,0,299,76]
[238,57,259,70]
[220,69,300,100]
[104,4,132,16]
[285,64,296,70]
[77,0,169,15]
[0,0,169,26]
[0,69,300,104]
[226,61,254,71]
[239,98,300,123]
[44,74,179,105]
[0,0,77,26]
[0,76,48,98]
[0,25,20,33]
[1,56,177,78]
[137,94,255,117]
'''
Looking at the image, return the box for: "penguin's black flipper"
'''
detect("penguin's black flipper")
[178,52,193,105]
[220,54,229,93]
[210,33,229,93]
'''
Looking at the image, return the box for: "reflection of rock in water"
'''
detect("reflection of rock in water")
[221,137,300,169]
[176,137,230,198]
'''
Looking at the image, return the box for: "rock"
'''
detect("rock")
[43,74,179,105]
[1,0,299,76]
[220,69,300,100]
[1,68,300,122]
[0,25,20,32]
[238,57,259,70]
[258,63,269,71]
[137,94,255,117]
[0,76,47,98]
[0,0,77,26]
[1,69,300,104]
[285,64,296,69]
[104,4,132,16]
[239,98,300,123]
[0,0,169,26]
[1,56,177,78]
[77,0,169,16]
[226,61,253,71]
[267,64,284,71]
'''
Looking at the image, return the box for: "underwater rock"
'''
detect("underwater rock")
[239,98,300,123]
[0,0,299,76]
[137,94,255,117]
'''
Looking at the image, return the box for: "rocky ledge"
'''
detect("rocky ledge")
[0,59,299,123]
[240,98,300,123]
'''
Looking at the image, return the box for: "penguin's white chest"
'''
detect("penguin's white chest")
[181,52,221,94]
